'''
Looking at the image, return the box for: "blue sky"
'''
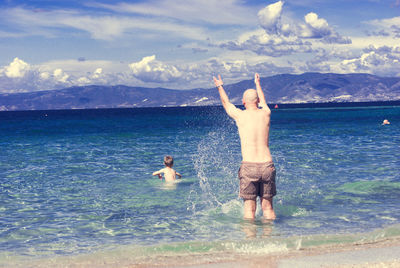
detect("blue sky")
[0,0,399,93]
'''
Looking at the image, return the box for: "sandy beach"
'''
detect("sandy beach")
[138,237,400,268]
[194,237,400,268]
[2,234,398,268]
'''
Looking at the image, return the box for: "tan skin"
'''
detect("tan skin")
[152,166,182,182]
[213,73,276,220]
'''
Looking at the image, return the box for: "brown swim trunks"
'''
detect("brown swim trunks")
[238,161,276,200]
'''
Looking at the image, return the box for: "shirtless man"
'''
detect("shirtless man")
[213,73,276,220]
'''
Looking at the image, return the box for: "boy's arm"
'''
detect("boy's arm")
[152,169,164,179]
[254,73,271,114]
[213,75,240,119]
[175,171,182,179]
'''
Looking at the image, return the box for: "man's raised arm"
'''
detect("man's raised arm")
[254,73,271,114]
[213,75,239,118]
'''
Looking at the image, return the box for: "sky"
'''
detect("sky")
[0,0,399,93]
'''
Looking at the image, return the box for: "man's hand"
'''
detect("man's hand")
[212,74,238,118]
[254,73,260,85]
[213,75,224,88]
[254,72,269,112]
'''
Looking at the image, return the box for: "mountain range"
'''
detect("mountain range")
[1,72,400,111]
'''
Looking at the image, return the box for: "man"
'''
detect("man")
[213,73,276,220]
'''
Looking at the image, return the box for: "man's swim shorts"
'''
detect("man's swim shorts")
[238,161,276,200]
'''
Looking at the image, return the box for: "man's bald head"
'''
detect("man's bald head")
[242,89,259,104]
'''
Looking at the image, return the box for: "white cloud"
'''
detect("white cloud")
[219,31,313,57]
[364,16,400,41]
[0,58,98,93]
[40,59,122,74]
[53,68,69,83]
[297,47,358,73]
[4,57,30,78]
[0,55,296,93]
[258,1,283,35]
[40,72,50,80]
[76,68,106,85]
[91,0,257,26]
[293,11,351,44]
[218,1,350,57]
[77,76,91,84]
[186,57,294,86]
[337,45,400,76]
[1,7,208,41]
[129,55,182,83]
[93,68,102,78]
[1,39,398,94]
[367,16,400,30]
[350,35,400,50]
[256,1,350,44]
[302,12,331,38]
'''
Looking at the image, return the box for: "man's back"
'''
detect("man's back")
[213,73,277,220]
[235,108,272,163]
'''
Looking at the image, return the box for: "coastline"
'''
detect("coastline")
[194,236,400,268]
[2,230,400,268]
[0,100,399,114]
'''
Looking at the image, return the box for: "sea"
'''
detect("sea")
[0,104,399,266]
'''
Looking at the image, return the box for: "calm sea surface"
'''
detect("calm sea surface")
[0,105,399,261]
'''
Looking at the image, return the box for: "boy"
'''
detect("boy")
[152,155,182,182]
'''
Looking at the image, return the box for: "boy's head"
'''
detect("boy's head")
[164,155,174,167]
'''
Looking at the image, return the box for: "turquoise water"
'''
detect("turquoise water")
[0,106,399,261]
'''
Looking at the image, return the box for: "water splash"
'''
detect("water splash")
[189,126,241,213]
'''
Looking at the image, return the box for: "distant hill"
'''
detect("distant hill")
[1,72,400,111]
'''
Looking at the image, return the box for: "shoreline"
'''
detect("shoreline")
[193,236,400,268]
[134,237,400,268]
[3,234,400,267]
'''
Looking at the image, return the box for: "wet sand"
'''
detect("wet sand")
[187,238,400,268]
[4,235,399,267]
[130,237,400,268]
[189,237,400,268]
